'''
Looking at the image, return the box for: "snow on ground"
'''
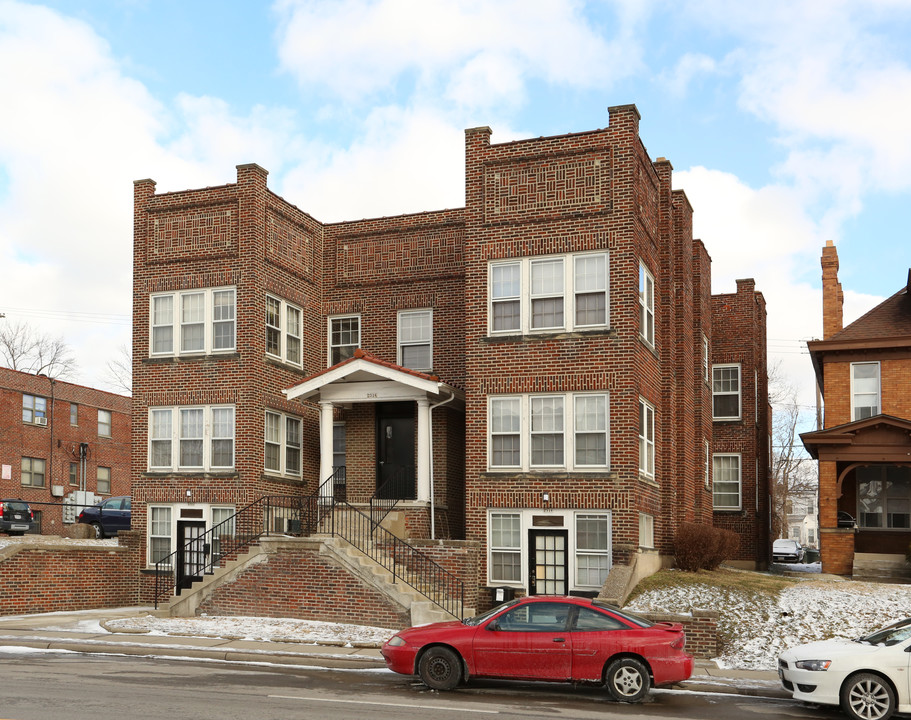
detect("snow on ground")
[625,572,911,671]
[105,614,396,647]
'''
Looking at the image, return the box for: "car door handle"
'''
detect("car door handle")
[553,638,565,642]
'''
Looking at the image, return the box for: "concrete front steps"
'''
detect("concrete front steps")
[164,534,471,626]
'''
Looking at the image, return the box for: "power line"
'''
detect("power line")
[0,307,131,326]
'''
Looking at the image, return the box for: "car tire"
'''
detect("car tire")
[841,672,896,720]
[91,522,104,539]
[418,646,462,691]
[605,657,650,703]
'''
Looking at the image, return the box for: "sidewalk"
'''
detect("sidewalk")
[0,607,789,698]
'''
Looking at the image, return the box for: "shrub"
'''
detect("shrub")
[674,523,740,571]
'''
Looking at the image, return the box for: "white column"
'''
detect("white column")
[416,398,431,503]
[319,401,335,500]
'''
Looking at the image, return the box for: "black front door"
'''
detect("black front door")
[176,520,207,593]
[376,402,415,499]
[528,529,568,595]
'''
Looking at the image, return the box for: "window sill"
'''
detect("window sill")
[712,417,742,423]
[638,474,659,488]
[144,352,241,365]
[482,470,616,480]
[483,327,617,344]
[142,471,239,478]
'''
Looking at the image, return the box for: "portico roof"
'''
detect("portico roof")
[283,348,464,407]
[800,414,911,461]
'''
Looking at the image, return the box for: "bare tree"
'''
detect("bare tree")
[103,343,132,395]
[0,320,77,379]
[769,365,818,540]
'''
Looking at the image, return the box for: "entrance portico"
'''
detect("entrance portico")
[284,349,463,504]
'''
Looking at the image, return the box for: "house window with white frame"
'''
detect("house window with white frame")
[70,403,78,425]
[489,512,522,582]
[21,457,45,487]
[264,411,302,477]
[638,513,654,549]
[712,364,741,420]
[713,454,742,510]
[851,362,880,420]
[265,294,303,366]
[150,287,236,356]
[398,309,432,371]
[704,439,711,489]
[576,514,611,586]
[148,406,235,471]
[488,252,608,335]
[98,409,112,438]
[702,334,709,382]
[639,262,655,346]
[22,394,47,424]
[488,393,609,471]
[97,466,111,494]
[639,398,655,478]
[329,316,360,365]
[148,506,172,565]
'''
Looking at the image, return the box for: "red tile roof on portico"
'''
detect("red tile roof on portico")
[283,348,464,404]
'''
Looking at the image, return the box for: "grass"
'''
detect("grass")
[626,567,797,606]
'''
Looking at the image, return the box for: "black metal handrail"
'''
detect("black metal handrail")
[369,467,409,529]
[327,500,464,619]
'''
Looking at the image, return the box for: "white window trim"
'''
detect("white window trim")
[850,361,881,421]
[149,286,236,357]
[146,503,236,568]
[702,334,710,383]
[265,294,303,367]
[487,251,609,336]
[487,392,609,471]
[485,509,612,591]
[704,439,711,489]
[328,314,361,366]
[639,262,655,347]
[98,409,112,438]
[713,453,742,510]
[712,363,742,421]
[22,394,47,424]
[397,309,433,371]
[264,410,303,477]
[147,405,235,472]
[638,512,655,549]
[638,398,655,478]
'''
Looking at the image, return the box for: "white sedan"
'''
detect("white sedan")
[779,618,911,720]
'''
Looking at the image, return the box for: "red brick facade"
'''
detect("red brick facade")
[0,366,131,534]
[803,242,911,577]
[131,105,769,608]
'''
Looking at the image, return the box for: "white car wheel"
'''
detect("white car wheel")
[841,673,895,720]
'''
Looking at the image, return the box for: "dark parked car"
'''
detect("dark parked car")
[772,538,805,563]
[382,596,693,702]
[77,496,131,538]
[0,499,36,535]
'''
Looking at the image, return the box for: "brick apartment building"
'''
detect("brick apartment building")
[132,104,770,609]
[0,366,131,533]
[802,241,911,579]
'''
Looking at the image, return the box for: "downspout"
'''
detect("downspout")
[428,387,457,541]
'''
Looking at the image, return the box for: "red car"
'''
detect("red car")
[382,596,693,702]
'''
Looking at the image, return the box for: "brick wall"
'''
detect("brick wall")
[638,608,719,659]
[0,532,140,614]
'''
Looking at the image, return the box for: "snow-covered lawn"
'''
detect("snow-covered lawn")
[625,570,911,670]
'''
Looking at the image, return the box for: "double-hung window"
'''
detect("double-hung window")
[398,309,432,371]
[329,316,360,365]
[150,287,236,356]
[149,506,172,565]
[22,394,47,424]
[639,263,655,346]
[576,514,611,587]
[713,454,741,510]
[148,406,235,471]
[851,362,880,420]
[264,411,302,476]
[489,512,522,583]
[21,457,45,487]
[98,409,112,437]
[712,364,741,420]
[488,393,609,471]
[265,295,303,366]
[638,399,655,478]
[97,467,111,494]
[488,252,608,335]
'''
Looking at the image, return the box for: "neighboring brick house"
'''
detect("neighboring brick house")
[0,366,131,533]
[131,104,770,608]
[802,241,911,579]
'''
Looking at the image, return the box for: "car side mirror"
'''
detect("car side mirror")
[486,621,500,631]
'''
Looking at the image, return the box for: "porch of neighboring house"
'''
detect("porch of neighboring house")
[802,415,911,580]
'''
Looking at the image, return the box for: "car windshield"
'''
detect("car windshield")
[3,501,28,512]
[856,618,911,646]
[462,599,522,626]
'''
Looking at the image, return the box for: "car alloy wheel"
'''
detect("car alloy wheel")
[418,646,462,691]
[605,657,650,703]
[841,673,896,720]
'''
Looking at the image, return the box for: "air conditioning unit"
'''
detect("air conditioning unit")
[35,417,48,426]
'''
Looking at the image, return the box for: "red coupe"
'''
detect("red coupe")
[382,596,693,702]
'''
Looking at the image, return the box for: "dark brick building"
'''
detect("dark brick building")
[131,104,770,607]
[0,366,131,533]
[802,241,911,579]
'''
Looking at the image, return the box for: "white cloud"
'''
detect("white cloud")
[660,52,717,97]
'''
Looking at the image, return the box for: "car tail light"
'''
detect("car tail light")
[670,633,686,650]
[0,501,4,515]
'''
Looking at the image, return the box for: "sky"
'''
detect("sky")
[0,0,909,434]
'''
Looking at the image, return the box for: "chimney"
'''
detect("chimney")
[821,241,843,338]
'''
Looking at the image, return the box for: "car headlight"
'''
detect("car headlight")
[386,635,407,647]
[795,659,831,671]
